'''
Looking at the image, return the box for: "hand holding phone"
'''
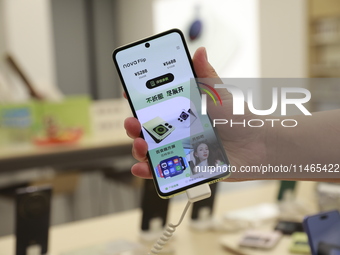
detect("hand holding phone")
[113,29,230,198]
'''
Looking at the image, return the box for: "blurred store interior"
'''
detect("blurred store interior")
[0,0,340,254]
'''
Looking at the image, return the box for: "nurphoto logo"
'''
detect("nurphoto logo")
[199,82,312,128]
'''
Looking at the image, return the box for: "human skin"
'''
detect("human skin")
[124,47,340,182]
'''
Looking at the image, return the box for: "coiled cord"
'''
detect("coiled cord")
[149,201,192,255]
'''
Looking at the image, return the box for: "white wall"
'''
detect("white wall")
[3,0,61,99]
[115,0,154,45]
[258,0,308,115]
[216,0,260,79]
[259,0,308,78]
[153,0,260,78]
[153,0,307,78]
[152,0,261,107]
[0,0,6,67]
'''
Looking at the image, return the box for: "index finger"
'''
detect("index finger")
[124,117,141,139]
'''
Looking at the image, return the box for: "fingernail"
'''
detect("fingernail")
[203,47,208,61]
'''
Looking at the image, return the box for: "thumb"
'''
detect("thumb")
[192,47,231,104]
[192,47,219,79]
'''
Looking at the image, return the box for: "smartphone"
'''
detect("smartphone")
[303,210,340,255]
[113,29,230,198]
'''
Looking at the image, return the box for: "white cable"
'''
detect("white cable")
[149,201,191,255]
[148,183,211,255]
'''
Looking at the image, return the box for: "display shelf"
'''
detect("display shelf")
[308,0,340,111]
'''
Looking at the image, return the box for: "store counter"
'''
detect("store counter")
[0,181,318,255]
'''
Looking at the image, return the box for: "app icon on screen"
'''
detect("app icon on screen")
[158,156,186,178]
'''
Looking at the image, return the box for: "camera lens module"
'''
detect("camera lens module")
[180,112,189,120]
[153,124,168,135]
[145,43,150,48]
[142,116,176,143]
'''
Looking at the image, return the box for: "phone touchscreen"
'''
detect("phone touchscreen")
[113,30,230,197]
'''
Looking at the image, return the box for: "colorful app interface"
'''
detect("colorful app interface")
[115,31,229,194]
[155,156,187,179]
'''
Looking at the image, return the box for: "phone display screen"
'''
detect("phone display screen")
[113,30,230,197]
